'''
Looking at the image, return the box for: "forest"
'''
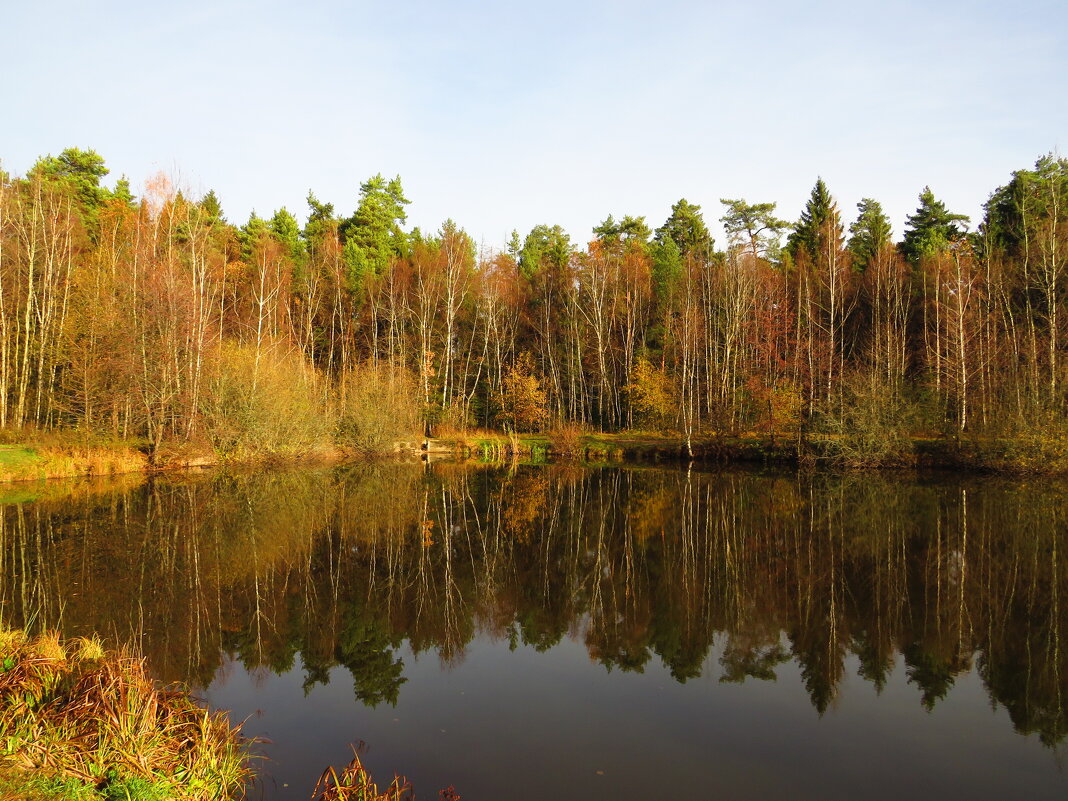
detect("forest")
[0,149,1065,468]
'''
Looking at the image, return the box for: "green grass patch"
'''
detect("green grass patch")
[0,446,41,471]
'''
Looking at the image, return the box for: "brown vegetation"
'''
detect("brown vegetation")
[0,629,250,800]
[0,150,1065,471]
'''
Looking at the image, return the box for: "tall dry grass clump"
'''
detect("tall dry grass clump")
[0,629,250,800]
[310,749,413,801]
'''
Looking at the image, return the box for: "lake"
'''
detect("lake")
[1,462,1066,799]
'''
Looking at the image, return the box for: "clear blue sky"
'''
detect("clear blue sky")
[3,0,1065,249]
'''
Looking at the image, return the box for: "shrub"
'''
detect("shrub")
[335,364,423,455]
[745,377,803,435]
[816,375,917,468]
[496,353,549,433]
[200,344,329,460]
[957,405,1068,474]
[548,422,585,459]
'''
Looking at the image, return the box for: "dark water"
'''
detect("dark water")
[2,463,1067,799]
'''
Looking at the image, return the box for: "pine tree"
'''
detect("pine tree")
[199,189,224,223]
[848,198,893,272]
[787,178,835,263]
[654,199,713,262]
[339,174,410,283]
[270,207,303,262]
[902,187,969,265]
[719,198,790,262]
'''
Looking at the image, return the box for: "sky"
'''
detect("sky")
[3,0,1066,251]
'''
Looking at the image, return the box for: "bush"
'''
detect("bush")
[745,377,803,435]
[548,422,585,459]
[201,344,330,460]
[957,405,1068,474]
[496,353,549,433]
[816,375,917,468]
[335,364,422,455]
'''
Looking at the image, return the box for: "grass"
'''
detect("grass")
[0,769,100,800]
[0,629,251,801]
[310,750,413,801]
[0,429,148,484]
[0,445,42,474]
[438,424,1068,475]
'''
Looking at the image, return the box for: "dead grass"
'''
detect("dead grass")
[0,629,251,800]
[310,749,413,801]
[0,428,148,483]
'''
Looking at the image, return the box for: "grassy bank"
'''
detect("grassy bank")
[0,430,341,486]
[0,630,250,801]
[0,438,147,484]
[0,629,450,801]
[3,422,1068,486]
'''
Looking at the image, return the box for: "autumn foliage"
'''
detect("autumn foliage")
[1,149,1066,465]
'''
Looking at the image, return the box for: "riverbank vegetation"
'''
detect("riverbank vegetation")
[311,751,414,801]
[0,629,249,800]
[0,150,1065,471]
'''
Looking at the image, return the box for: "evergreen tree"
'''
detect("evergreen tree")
[506,229,522,259]
[847,198,893,272]
[650,235,682,302]
[594,214,651,246]
[302,191,337,253]
[270,207,303,262]
[719,198,791,262]
[199,189,225,223]
[981,154,1068,259]
[518,224,571,281]
[787,178,836,263]
[31,147,110,235]
[239,211,269,260]
[901,187,969,264]
[654,199,713,261]
[339,174,410,285]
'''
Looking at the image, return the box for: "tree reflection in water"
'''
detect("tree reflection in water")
[0,464,1065,745]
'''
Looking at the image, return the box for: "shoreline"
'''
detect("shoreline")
[0,428,1066,487]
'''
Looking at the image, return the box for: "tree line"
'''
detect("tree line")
[0,148,1065,458]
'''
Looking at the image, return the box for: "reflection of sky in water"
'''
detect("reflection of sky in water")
[206,634,1067,801]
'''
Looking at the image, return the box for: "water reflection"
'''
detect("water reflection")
[1,464,1065,746]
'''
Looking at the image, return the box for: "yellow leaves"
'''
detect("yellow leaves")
[497,353,549,432]
[421,519,435,548]
[746,377,803,434]
[624,357,675,430]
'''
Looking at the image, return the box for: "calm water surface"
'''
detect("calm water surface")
[1,463,1066,799]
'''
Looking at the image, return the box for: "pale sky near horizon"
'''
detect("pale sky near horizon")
[3,0,1065,250]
